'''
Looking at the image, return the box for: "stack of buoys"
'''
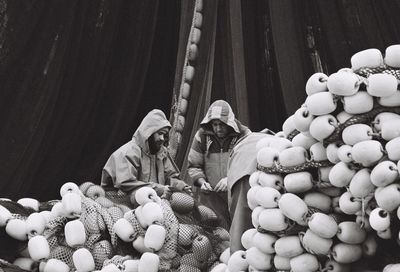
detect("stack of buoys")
[217,44,400,272]
[169,0,204,159]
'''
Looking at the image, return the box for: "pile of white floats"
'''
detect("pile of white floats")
[215,45,400,272]
[0,181,227,272]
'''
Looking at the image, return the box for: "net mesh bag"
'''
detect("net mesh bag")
[102,254,133,269]
[104,189,133,207]
[0,184,228,271]
[41,194,124,270]
[165,191,229,271]
[49,245,74,268]
[157,200,179,271]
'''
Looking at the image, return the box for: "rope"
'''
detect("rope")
[314,181,334,189]
[257,220,307,238]
[355,66,400,80]
[287,129,300,141]
[257,160,333,174]
[352,192,374,228]
[323,106,400,145]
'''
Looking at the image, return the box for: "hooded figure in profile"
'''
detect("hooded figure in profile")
[187,100,250,229]
[101,109,190,201]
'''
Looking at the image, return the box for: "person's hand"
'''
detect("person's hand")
[160,185,172,199]
[200,181,213,191]
[214,177,227,192]
[182,185,193,195]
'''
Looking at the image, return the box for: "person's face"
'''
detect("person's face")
[150,127,169,152]
[211,120,229,138]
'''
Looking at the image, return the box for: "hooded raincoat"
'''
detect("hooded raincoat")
[187,100,250,229]
[227,132,274,252]
[101,109,186,196]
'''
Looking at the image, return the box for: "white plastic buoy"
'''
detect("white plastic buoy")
[305,72,328,95]
[144,224,166,251]
[327,71,361,96]
[305,92,337,116]
[379,91,400,107]
[384,44,400,68]
[44,259,70,272]
[366,73,398,97]
[351,48,384,71]
[17,198,40,211]
[65,219,86,247]
[62,192,82,218]
[309,114,337,141]
[342,91,374,114]
[293,106,314,132]
[72,248,95,272]
[114,218,136,242]
[0,205,12,227]
[28,235,50,261]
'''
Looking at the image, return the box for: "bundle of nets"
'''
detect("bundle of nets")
[166,190,230,271]
[220,45,400,272]
[0,180,229,272]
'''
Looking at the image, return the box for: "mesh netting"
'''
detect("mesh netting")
[102,254,131,269]
[355,66,400,80]
[49,245,74,268]
[104,189,133,207]
[166,193,229,271]
[323,105,400,145]
[287,129,301,141]
[0,184,228,271]
[41,196,121,270]
[158,200,179,271]
[124,189,224,270]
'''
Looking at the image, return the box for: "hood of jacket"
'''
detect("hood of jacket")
[200,100,240,133]
[132,109,171,153]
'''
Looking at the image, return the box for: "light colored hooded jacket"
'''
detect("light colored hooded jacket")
[187,100,250,230]
[188,100,250,186]
[101,109,183,194]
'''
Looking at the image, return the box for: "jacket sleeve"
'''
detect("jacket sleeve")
[101,144,150,194]
[163,150,181,181]
[187,130,207,182]
[160,149,191,191]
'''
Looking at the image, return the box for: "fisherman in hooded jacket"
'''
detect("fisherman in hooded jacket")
[227,131,273,253]
[101,109,191,202]
[187,100,250,230]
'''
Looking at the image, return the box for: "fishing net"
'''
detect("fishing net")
[0,183,228,272]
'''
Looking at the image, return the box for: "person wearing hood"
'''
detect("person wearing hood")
[101,109,190,202]
[187,100,250,229]
[227,131,274,253]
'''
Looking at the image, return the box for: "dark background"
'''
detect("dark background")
[0,0,399,200]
